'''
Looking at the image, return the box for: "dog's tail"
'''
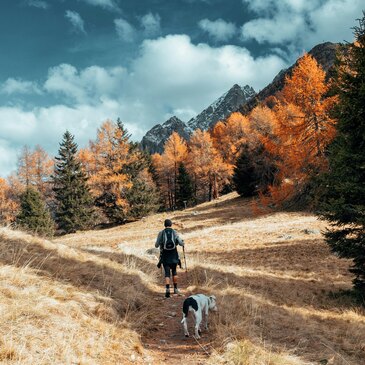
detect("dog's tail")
[181,297,198,323]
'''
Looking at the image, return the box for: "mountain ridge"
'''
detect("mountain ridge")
[140,42,340,154]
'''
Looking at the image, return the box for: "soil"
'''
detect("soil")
[142,271,213,365]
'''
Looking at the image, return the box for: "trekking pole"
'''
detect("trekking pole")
[183,245,188,273]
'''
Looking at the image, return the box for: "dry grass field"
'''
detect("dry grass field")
[1,192,364,364]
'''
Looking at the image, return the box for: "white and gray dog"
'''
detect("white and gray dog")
[181,294,218,338]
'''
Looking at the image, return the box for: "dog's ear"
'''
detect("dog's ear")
[209,295,216,302]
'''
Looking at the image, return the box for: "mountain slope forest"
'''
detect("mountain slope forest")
[0,10,364,365]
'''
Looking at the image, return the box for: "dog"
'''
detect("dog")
[181,294,217,339]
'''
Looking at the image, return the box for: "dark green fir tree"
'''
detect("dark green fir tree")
[53,131,94,233]
[125,177,160,219]
[17,187,54,237]
[176,162,194,209]
[319,13,365,298]
[233,146,257,197]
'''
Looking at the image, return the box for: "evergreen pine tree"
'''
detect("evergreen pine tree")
[233,146,257,197]
[125,177,160,219]
[53,131,94,233]
[17,187,54,237]
[319,13,365,297]
[176,162,194,209]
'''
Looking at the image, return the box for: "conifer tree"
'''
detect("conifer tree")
[319,13,365,296]
[17,187,54,237]
[125,176,160,219]
[53,131,94,233]
[233,146,256,197]
[176,162,194,208]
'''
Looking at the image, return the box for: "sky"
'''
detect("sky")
[0,0,363,176]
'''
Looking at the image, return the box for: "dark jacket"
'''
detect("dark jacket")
[155,228,184,264]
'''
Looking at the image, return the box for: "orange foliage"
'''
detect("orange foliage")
[188,129,232,201]
[211,112,250,165]
[17,145,53,198]
[0,178,19,223]
[85,120,136,211]
[260,53,338,205]
[152,133,188,208]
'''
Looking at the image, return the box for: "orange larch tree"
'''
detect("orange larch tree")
[0,177,19,223]
[17,145,53,199]
[188,129,232,201]
[211,112,250,166]
[262,53,338,205]
[87,120,136,222]
[163,132,188,208]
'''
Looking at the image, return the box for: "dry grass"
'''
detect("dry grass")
[2,192,365,364]
[0,227,157,364]
[54,192,365,364]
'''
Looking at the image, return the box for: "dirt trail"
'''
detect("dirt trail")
[142,271,213,365]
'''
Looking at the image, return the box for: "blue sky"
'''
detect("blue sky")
[0,0,363,176]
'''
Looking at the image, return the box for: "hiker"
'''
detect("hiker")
[155,219,184,298]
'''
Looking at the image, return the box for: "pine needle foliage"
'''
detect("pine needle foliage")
[53,131,94,234]
[17,187,54,237]
[319,13,365,297]
[176,162,194,208]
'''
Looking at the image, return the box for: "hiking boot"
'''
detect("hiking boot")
[174,287,180,295]
[165,290,170,298]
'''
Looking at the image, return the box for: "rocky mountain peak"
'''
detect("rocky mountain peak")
[187,84,256,131]
[140,116,189,154]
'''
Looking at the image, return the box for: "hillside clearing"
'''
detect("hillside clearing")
[1,192,364,364]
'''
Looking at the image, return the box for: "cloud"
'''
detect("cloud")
[78,0,120,11]
[26,0,49,9]
[198,18,237,41]
[114,18,136,42]
[0,35,287,176]
[44,64,126,104]
[241,0,363,56]
[0,102,145,177]
[0,78,43,95]
[140,13,161,37]
[65,10,86,34]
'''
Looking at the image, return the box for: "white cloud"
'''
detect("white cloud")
[198,18,237,41]
[114,18,136,42]
[0,78,43,95]
[0,35,287,176]
[27,0,49,9]
[78,0,120,11]
[140,13,161,37]
[241,0,363,56]
[44,64,126,104]
[65,10,86,34]
[0,102,145,177]
[242,14,305,44]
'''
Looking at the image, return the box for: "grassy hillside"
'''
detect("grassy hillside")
[1,193,364,364]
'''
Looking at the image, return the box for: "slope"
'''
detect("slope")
[1,193,364,364]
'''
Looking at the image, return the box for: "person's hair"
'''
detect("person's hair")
[164,219,172,227]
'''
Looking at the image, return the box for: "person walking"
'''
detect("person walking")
[155,219,184,298]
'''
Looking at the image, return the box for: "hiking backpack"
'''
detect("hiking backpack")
[163,228,176,250]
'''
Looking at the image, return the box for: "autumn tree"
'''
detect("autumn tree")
[17,145,53,199]
[84,120,159,222]
[87,120,134,222]
[53,131,94,233]
[0,178,19,223]
[17,145,34,187]
[211,112,250,166]
[17,187,54,237]
[151,132,188,209]
[188,129,232,201]
[262,53,337,205]
[318,13,365,296]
